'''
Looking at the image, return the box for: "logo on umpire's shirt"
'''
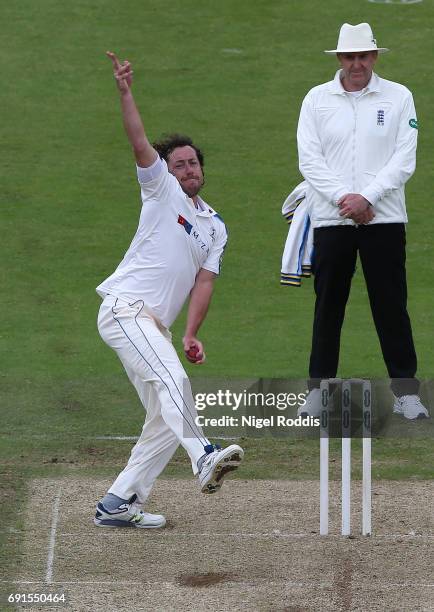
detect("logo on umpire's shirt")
[377,109,385,126]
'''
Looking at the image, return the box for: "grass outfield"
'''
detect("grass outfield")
[1,0,433,599]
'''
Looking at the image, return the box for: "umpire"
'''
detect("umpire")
[297,23,429,419]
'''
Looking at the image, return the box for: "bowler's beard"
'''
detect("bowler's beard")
[180,177,204,198]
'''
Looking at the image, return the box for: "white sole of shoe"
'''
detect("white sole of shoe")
[200,446,243,494]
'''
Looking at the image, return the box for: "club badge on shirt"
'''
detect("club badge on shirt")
[178,214,193,234]
[377,109,385,126]
[177,214,210,254]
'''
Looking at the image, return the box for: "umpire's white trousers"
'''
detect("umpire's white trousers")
[97,295,210,505]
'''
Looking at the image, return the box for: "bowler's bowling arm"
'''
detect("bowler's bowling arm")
[119,88,158,168]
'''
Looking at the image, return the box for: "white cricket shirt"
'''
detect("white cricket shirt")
[297,71,418,227]
[96,158,227,328]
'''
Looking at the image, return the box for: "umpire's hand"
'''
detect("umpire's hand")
[338,193,375,224]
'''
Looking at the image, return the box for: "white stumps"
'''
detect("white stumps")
[319,380,329,536]
[319,378,372,537]
[362,380,372,536]
[341,380,352,536]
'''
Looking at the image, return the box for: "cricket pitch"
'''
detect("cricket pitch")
[6,477,434,611]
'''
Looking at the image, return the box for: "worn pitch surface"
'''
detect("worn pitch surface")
[8,478,434,611]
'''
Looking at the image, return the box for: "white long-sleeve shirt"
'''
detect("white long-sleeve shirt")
[297,70,418,228]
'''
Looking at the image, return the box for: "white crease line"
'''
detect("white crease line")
[2,580,149,586]
[5,527,432,539]
[55,532,434,539]
[45,487,62,585]
[2,579,433,588]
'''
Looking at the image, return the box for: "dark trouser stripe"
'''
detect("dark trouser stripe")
[112,300,208,446]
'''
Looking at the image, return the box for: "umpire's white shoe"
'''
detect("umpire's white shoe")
[94,498,166,529]
[198,444,244,494]
[297,388,333,418]
[393,395,429,420]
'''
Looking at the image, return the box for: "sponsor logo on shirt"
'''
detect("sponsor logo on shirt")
[177,214,210,253]
[409,118,418,129]
[178,214,193,234]
[377,109,385,126]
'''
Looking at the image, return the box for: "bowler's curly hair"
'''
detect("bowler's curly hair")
[153,133,204,169]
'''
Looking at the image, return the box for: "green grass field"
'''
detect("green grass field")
[1,0,433,596]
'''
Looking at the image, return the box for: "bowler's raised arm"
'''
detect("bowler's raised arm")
[106,51,157,168]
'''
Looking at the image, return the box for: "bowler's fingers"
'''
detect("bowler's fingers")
[194,347,204,362]
[185,350,205,364]
[106,51,121,70]
[193,352,206,365]
[190,341,204,360]
[188,344,206,364]
[183,338,205,364]
[119,61,132,77]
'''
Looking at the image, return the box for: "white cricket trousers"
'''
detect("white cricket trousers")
[97,295,210,505]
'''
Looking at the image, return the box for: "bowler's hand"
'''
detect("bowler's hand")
[338,193,375,224]
[106,51,133,93]
[183,337,206,364]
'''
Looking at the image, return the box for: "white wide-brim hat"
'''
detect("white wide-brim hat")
[324,23,389,54]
